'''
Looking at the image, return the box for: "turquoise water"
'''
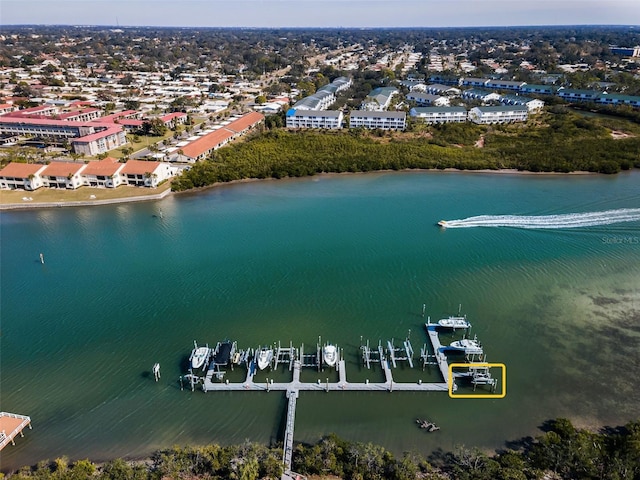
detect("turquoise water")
[1,171,639,471]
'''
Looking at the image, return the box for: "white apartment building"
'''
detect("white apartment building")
[286,109,344,129]
[349,111,406,130]
[468,106,528,124]
[410,107,468,124]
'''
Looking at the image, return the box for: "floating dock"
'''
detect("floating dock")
[179,318,498,477]
[0,412,32,451]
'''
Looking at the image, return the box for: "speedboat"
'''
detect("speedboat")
[323,344,337,367]
[437,316,471,330]
[448,337,483,355]
[189,341,210,370]
[437,220,448,228]
[256,346,274,370]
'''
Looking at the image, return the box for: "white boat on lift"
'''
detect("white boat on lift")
[437,315,471,330]
[189,341,211,371]
[256,346,274,370]
[448,336,483,355]
[323,344,338,367]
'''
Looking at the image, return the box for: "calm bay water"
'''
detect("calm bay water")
[1,171,639,471]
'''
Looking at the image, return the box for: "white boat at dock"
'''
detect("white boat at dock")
[448,336,483,355]
[256,347,274,370]
[189,341,210,371]
[323,344,337,367]
[437,315,471,330]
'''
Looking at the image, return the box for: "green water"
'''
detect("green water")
[1,171,639,471]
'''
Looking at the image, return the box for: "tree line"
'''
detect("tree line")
[4,418,639,480]
[171,111,640,191]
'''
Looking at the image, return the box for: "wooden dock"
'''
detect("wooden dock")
[282,388,298,472]
[0,412,32,451]
[425,323,451,383]
[184,321,496,476]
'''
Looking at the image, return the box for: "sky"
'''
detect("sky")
[2,0,640,28]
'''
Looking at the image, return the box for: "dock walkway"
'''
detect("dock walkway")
[191,323,479,477]
[426,324,450,383]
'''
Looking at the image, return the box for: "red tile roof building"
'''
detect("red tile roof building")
[0,162,47,190]
[177,112,264,162]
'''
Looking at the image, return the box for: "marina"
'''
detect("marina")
[176,314,500,475]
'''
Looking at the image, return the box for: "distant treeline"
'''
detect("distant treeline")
[171,112,640,191]
[5,418,640,480]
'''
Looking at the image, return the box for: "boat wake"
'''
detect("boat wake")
[440,208,640,230]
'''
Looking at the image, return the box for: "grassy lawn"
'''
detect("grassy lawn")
[0,181,171,206]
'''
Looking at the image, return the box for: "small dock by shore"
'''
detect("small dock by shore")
[0,412,32,451]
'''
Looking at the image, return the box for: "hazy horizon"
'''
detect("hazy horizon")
[2,1,639,29]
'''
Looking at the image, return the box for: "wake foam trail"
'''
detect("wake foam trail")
[442,208,640,229]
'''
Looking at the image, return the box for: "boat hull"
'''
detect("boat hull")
[256,349,273,370]
[190,347,210,370]
[323,345,337,367]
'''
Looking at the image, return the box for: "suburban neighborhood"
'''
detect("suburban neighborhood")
[1,26,640,193]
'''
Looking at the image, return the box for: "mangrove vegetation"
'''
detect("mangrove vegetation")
[171,111,640,191]
[4,418,640,480]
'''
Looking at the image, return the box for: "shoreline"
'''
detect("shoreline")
[0,167,618,210]
[0,184,172,211]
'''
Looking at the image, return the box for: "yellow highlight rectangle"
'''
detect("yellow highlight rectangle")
[448,362,506,399]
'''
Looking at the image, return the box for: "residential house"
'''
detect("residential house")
[462,89,501,102]
[40,161,87,189]
[0,162,47,190]
[424,84,461,96]
[460,77,489,88]
[406,92,450,107]
[360,87,399,111]
[81,157,125,188]
[0,103,18,115]
[120,160,177,187]
[499,94,545,112]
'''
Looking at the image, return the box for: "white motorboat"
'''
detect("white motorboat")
[189,341,210,370]
[323,344,337,367]
[437,315,471,330]
[256,347,274,370]
[437,220,448,228]
[448,337,483,355]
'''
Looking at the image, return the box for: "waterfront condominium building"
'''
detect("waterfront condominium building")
[349,111,406,130]
[285,109,344,129]
[468,105,528,124]
[409,106,468,124]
